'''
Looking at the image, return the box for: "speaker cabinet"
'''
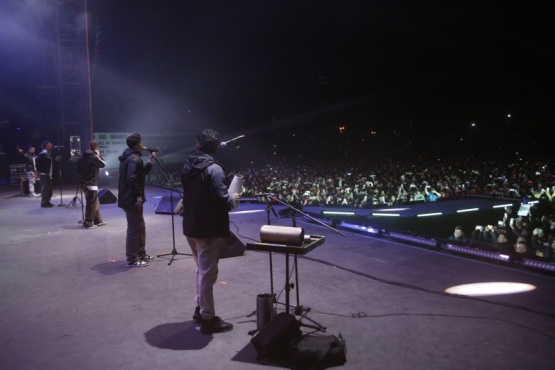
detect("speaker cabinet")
[98,189,117,204]
[155,196,183,214]
[219,231,245,259]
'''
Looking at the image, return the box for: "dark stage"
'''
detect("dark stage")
[1,185,554,370]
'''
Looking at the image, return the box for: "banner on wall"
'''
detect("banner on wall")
[92,132,132,170]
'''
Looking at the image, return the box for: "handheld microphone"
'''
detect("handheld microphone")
[143,146,159,153]
[220,135,245,148]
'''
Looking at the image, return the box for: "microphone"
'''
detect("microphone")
[220,135,245,148]
[143,146,159,153]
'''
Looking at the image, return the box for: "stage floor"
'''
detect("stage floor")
[1,185,554,370]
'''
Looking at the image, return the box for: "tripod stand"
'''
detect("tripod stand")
[152,155,190,265]
[263,196,346,332]
[66,184,84,223]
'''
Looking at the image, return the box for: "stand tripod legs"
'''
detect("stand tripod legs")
[156,249,190,266]
[295,306,326,332]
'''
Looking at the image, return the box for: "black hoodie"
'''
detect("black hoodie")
[117,148,153,208]
[181,151,235,238]
[78,150,106,186]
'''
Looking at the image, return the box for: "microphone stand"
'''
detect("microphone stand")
[150,152,191,265]
[248,165,278,225]
[55,148,65,206]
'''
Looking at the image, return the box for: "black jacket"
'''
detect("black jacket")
[78,151,106,186]
[24,153,36,172]
[117,148,153,208]
[181,152,235,238]
[35,149,52,175]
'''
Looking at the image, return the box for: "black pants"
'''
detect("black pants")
[40,174,53,206]
[123,205,147,262]
[82,185,102,227]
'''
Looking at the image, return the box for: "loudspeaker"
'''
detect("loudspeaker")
[98,188,117,204]
[251,313,301,361]
[155,196,183,215]
[219,231,246,259]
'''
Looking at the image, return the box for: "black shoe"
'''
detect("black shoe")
[41,203,54,208]
[200,316,233,334]
[95,221,107,227]
[193,306,202,322]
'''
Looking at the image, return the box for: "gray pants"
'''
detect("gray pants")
[186,236,220,320]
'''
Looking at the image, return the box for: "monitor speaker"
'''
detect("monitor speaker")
[98,189,117,204]
[219,231,245,259]
[155,196,183,214]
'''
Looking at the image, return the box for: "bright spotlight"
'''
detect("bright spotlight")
[105,171,109,176]
[445,282,536,297]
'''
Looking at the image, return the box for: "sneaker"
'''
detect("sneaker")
[95,221,107,227]
[200,316,233,334]
[33,193,41,197]
[193,306,202,322]
[141,255,155,261]
[84,224,98,229]
[126,260,148,267]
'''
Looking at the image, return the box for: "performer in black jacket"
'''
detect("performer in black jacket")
[78,140,106,229]
[35,140,60,208]
[181,129,240,334]
[118,133,156,267]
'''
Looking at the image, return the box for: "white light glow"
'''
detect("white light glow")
[417,212,442,217]
[456,208,479,213]
[445,282,536,296]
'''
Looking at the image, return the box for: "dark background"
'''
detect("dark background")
[1,1,553,153]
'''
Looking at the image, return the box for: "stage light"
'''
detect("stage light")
[445,282,535,296]
[385,231,438,247]
[493,203,514,209]
[416,212,442,217]
[322,211,356,216]
[519,259,555,272]
[443,244,510,262]
[456,208,479,213]
[339,222,381,235]
[372,213,400,217]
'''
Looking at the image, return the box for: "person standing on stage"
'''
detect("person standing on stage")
[181,129,240,334]
[118,133,156,267]
[78,140,106,229]
[24,145,40,197]
[35,140,60,208]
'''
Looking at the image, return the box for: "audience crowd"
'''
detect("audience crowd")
[3,130,554,264]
